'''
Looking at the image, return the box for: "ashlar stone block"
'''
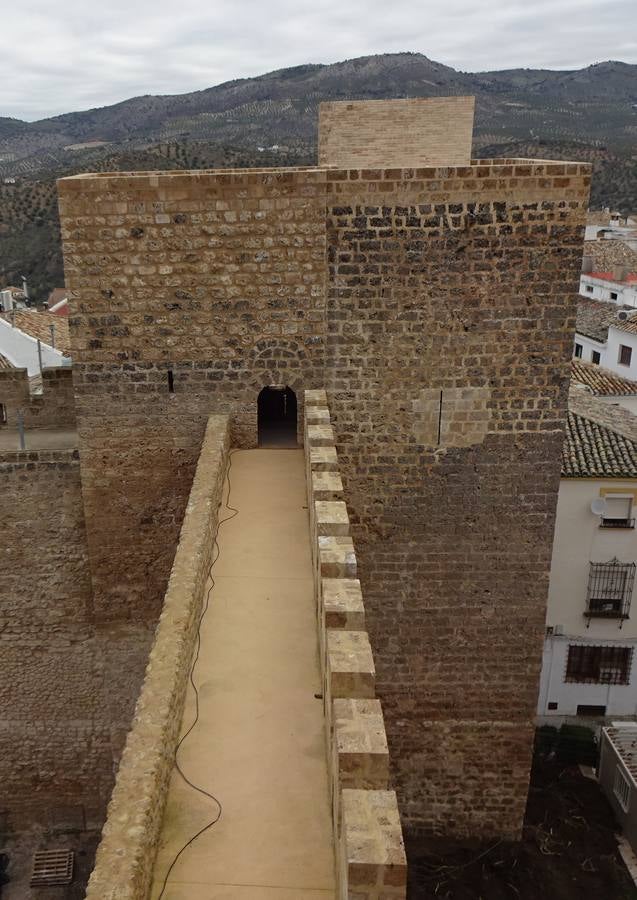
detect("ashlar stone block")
[322,578,365,631]
[332,698,389,792]
[306,405,331,426]
[309,445,339,472]
[311,470,344,501]
[326,630,375,701]
[319,535,357,579]
[305,388,328,407]
[338,789,407,899]
[307,424,336,447]
[315,500,350,537]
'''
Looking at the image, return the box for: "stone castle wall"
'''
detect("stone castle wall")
[58,155,590,838]
[318,97,475,168]
[0,366,76,430]
[0,446,151,829]
[85,415,229,900]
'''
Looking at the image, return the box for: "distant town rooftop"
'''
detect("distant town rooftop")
[564,390,637,478]
[571,359,637,396]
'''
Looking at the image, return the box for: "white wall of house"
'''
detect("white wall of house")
[579,274,637,307]
[574,326,637,383]
[538,478,637,718]
[0,317,69,376]
[574,332,606,366]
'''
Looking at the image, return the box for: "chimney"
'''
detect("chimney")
[582,255,593,274]
[612,265,629,282]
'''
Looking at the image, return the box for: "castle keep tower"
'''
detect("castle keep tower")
[58,97,590,839]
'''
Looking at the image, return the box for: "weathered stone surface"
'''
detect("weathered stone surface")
[306,405,331,426]
[326,629,375,701]
[315,500,350,536]
[84,415,229,900]
[322,578,366,631]
[338,789,407,899]
[309,445,339,472]
[332,698,389,790]
[311,470,344,501]
[318,535,357,579]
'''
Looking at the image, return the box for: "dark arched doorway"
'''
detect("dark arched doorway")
[257,386,297,448]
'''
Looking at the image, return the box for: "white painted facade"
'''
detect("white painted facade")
[538,479,637,719]
[574,323,637,384]
[579,273,637,308]
[0,317,69,376]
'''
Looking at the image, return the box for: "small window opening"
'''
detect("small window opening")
[167,370,174,393]
[611,292,619,301]
[0,403,6,425]
[619,345,632,367]
[592,350,601,365]
[574,343,583,358]
[257,386,297,448]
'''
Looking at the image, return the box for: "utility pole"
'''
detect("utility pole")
[37,339,43,377]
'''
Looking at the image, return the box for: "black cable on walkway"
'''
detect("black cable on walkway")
[157,447,241,899]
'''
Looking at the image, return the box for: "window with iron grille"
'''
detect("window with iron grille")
[566,644,633,684]
[586,559,635,618]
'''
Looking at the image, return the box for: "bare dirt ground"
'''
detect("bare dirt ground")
[407,761,637,899]
[0,824,98,899]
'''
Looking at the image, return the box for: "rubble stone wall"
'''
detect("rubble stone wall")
[0,447,151,829]
[0,366,75,429]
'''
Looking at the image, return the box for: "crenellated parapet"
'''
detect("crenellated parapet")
[305,388,407,900]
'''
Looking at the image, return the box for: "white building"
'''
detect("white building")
[0,311,71,376]
[571,360,637,416]
[598,724,637,854]
[580,269,637,308]
[538,393,637,721]
[574,299,637,383]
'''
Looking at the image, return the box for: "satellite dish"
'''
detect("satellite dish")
[591,498,608,516]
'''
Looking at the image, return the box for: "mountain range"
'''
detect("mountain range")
[0,52,636,300]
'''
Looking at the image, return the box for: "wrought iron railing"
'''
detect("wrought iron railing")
[586,558,635,621]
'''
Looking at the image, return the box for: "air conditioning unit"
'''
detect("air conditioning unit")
[617,310,631,321]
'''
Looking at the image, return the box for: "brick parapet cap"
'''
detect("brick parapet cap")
[57,157,591,192]
[0,447,80,465]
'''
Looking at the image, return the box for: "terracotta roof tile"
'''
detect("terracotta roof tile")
[575,298,619,342]
[563,409,637,478]
[584,239,637,271]
[0,350,14,370]
[571,360,637,396]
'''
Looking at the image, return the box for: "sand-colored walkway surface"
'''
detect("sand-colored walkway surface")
[150,449,335,900]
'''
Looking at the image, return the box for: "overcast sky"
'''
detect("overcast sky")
[3,0,636,121]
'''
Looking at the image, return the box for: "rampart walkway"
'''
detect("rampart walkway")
[150,449,335,899]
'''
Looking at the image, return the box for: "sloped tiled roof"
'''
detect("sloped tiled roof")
[575,298,618,342]
[585,239,637,271]
[0,350,14,370]
[571,360,637,396]
[614,315,637,337]
[563,409,637,477]
[0,311,71,356]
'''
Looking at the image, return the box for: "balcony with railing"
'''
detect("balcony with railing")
[585,559,636,622]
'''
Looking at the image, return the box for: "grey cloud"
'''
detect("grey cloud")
[1,0,636,121]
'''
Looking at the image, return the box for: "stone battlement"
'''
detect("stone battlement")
[305,389,407,899]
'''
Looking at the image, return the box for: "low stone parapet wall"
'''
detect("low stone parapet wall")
[304,390,407,899]
[84,414,230,900]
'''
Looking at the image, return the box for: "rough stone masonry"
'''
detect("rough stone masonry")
[57,97,591,840]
